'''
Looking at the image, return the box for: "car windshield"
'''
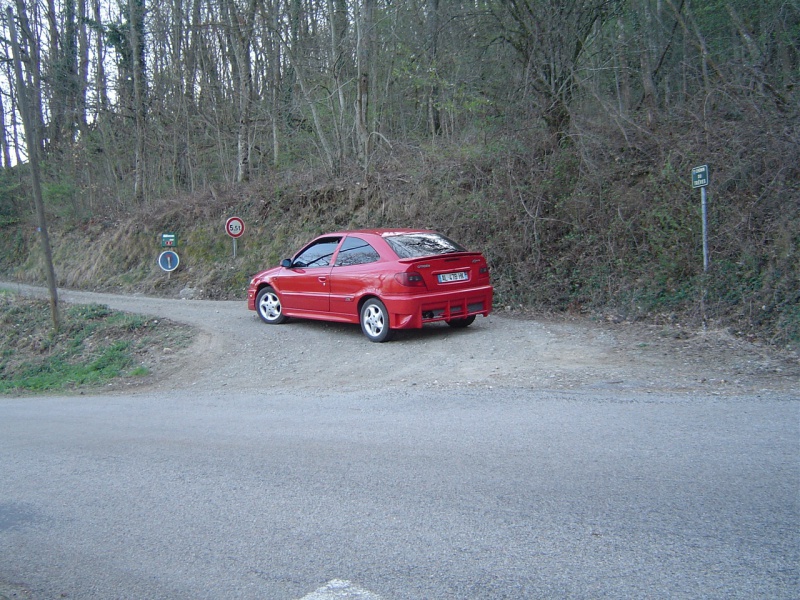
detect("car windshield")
[384,233,466,259]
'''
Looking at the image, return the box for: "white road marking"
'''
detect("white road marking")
[297,579,383,600]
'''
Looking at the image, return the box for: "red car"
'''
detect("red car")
[247,229,493,342]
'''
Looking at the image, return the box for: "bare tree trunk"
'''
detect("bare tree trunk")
[93,0,108,113]
[727,5,761,84]
[4,60,25,166]
[667,0,717,95]
[270,1,281,166]
[686,0,710,94]
[13,0,45,157]
[77,0,89,134]
[47,0,80,149]
[225,0,257,183]
[426,0,441,136]
[640,41,658,127]
[7,6,60,331]
[46,0,62,148]
[356,0,375,172]
[129,0,147,202]
[614,16,630,116]
[272,14,336,173]
[328,0,349,164]
[0,89,12,169]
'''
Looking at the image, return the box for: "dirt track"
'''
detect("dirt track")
[2,282,797,397]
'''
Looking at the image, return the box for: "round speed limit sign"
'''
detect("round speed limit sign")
[225,216,245,238]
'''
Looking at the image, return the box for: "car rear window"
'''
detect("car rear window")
[384,233,466,259]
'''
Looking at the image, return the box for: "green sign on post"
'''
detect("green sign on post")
[691,165,709,188]
[691,165,710,272]
[161,233,177,248]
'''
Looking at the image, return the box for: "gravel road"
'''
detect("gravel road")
[1,281,797,397]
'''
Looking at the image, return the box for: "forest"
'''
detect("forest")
[0,0,798,343]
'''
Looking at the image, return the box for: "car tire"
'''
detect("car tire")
[447,315,476,328]
[360,298,392,342]
[256,286,287,324]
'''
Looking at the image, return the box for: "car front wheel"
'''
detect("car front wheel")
[360,298,392,342]
[256,286,287,324]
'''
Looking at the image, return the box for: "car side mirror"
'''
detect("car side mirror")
[281,258,293,268]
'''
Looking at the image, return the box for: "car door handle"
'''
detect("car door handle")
[318,276,327,285]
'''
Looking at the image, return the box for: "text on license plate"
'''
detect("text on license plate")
[438,271,468,283]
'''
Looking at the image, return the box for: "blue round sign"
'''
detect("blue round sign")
[158,250,180,272]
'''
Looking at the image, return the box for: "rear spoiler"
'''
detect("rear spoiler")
[397,252,484,265]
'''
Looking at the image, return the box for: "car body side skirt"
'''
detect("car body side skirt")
[250,282,492,330]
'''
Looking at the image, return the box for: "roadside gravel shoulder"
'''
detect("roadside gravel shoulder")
[2,281,798,397]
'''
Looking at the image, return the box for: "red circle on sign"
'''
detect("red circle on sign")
[225,217,245,238]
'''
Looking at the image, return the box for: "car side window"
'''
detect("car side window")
[293,238,341,268]
[334,236,381,267]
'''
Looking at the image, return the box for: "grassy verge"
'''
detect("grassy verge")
[0,292,194,394]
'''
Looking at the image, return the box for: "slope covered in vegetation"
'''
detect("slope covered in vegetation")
[2,100,798,345]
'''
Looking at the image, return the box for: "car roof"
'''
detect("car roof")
[322,228,437,238]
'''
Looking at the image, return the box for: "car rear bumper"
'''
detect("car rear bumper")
[383,285,493,329]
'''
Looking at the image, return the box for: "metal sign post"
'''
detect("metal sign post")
[701,186,709,272]
[691,165,710,272]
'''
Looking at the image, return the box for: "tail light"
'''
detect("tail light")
[394,272,426,287]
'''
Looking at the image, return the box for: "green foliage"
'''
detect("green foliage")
[707,258,763,308]
[0,296,188,394]
[0,170,24,228]
[1,341,132,392]
[66,303,113,320]
[42,181,78,219]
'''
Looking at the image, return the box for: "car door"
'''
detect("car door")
[328,235,383,319]
[276,237,341,314]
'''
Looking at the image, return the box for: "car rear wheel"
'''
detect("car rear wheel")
[447,315,476,328]
[256,286,287,324]
[360,298,392,342]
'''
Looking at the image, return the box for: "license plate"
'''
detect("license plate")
[438,271,468,283]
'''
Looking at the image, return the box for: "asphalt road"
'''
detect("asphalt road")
[0,285,798,599]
